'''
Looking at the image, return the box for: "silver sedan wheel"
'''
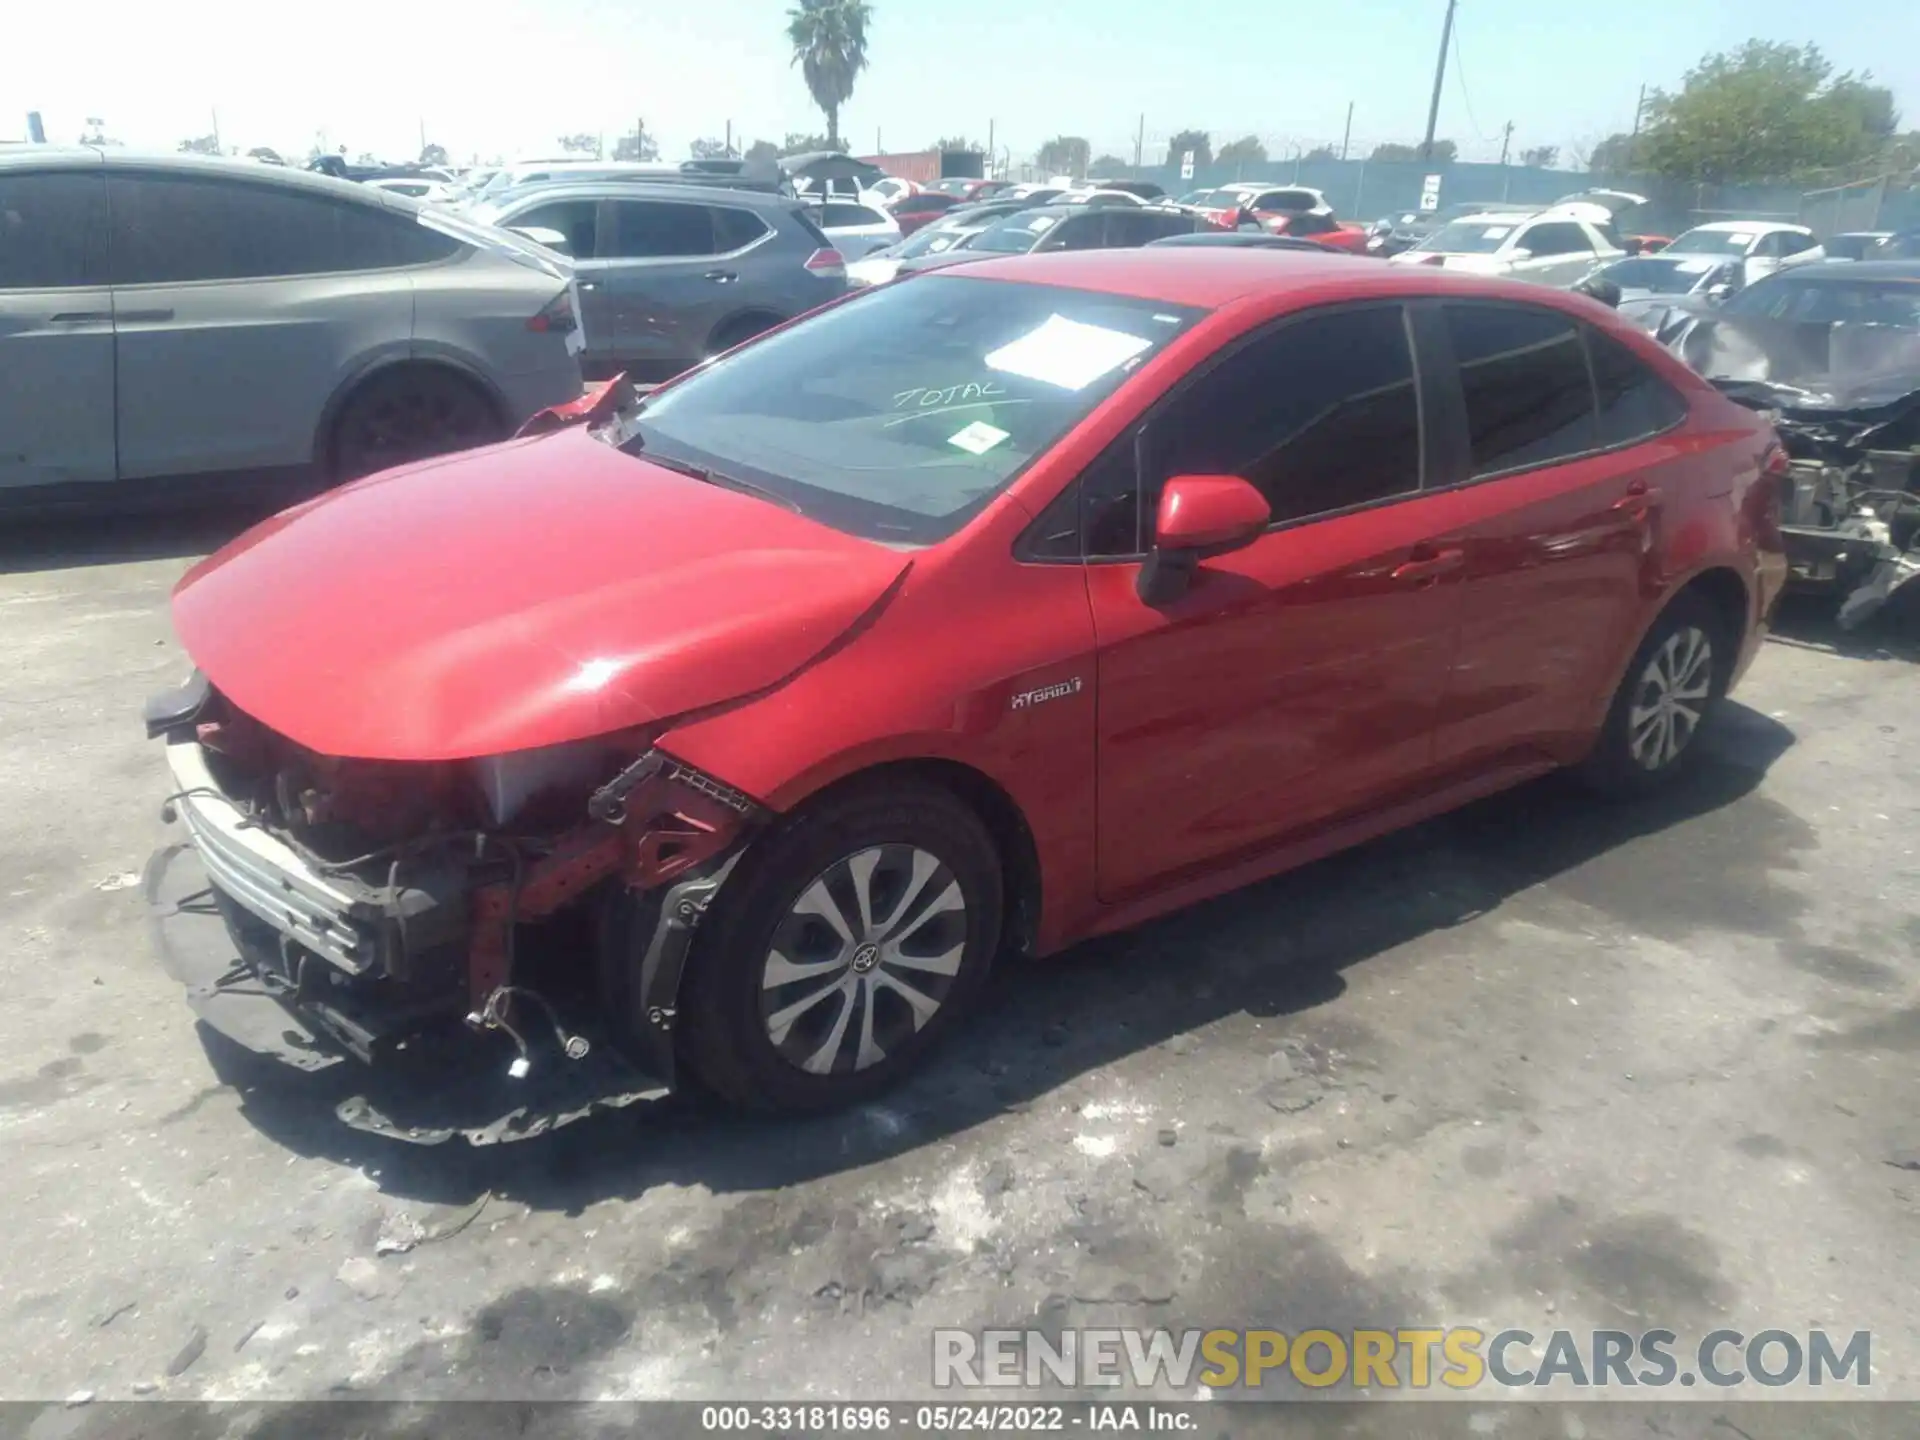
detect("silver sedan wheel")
[1628,625,1713,770]
[758,845,969,1076]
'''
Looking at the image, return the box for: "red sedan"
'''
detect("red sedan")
[887,190,965,235]
[149,251,1786,1126]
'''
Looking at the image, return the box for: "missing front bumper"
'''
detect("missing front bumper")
[146,841,671,1144]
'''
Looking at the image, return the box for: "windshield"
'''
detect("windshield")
[605,276,1202,543]
[1193,189,1251,209]
[967,211,1061,253]
[1666,228,1758,256]
[893,222,970,258]
[1416,220,1519,254]
[1599,257,1726,294]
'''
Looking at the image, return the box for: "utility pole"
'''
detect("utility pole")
[1420,0,1457,163]
[418,116,426,156]
[725,119,733,155]
[1630,83,1647,137]
[211,107,221,152]
[987,118,995,171]
[1499,120,1514,166]
[1134,113,1144,170]
[1340,101,1354,161]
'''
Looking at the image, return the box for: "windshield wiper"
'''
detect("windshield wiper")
[630,443,803,513]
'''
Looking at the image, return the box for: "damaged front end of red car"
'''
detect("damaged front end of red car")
[144,670,764,1144]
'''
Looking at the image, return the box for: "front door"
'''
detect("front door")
[1421,302,1673,770]
[0,167,115,488]
[1087,303,1466,901]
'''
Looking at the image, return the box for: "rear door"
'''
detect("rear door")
[0,165,115,487]
[1423,302,1682,770]
[107,171,417,481]
[590,198,761,368]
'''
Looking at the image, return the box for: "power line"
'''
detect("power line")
[1448,3,1490,142]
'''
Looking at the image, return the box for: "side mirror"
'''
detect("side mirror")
[1137,474,1271,604]
[1507,247,1533,262]
[511,225,572,256]
[1705,281,1734,304]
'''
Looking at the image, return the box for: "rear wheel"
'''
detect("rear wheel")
[676,780,1002,1113]
[329,367,502,482]
[1579,594,1728,795]
[705,313,781,361]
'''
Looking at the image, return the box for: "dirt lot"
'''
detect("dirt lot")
[1,513,1916,1436]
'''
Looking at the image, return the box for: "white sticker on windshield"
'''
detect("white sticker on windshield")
[1726,232,1755,246]
[1674,259,1715,273]
[948,421,1010,455]
[1483,225,1513,240]
[1027,216,1058,233]
[985,315,1153,391]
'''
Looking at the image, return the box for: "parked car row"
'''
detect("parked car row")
[1,148,584,508]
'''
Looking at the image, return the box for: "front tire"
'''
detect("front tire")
[677,780,1003,1113]
[1579,593,1728,795]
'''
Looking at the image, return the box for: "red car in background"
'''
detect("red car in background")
[1265,211,1373,252]
[889,190,966,234]
[149,251,1785,1130]
[927,178,1013,203]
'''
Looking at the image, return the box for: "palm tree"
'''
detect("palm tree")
[786,0,872,151]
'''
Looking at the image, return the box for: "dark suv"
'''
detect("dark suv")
[472,182,850,379]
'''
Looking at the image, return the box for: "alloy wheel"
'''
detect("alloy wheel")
[1628,625,1713,770]
[758,845,969,1076]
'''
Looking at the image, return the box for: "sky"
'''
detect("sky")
[3,0,1915,169]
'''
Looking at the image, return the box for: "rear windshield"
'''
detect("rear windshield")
[1666,229,1758,256]
[603,276,1203,543]
[1600,257,1726,294]
[1417,220,1518,254]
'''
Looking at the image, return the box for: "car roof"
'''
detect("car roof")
[0,145,414,210]
[490,180,799,210]
[1683,220,1810,234]
[950,246,1627,310]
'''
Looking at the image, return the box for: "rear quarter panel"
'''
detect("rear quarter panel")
[408,248,578,406]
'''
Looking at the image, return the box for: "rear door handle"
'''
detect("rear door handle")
[1612,479,1663,520]
[49,311,112,323]
[1392,544,1465,584]
[117,308,175,322]
[703,269,737,283]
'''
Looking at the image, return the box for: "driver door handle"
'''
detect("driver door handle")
[704,269,737,283]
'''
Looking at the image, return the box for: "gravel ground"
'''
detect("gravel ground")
[0,512,1916,1440]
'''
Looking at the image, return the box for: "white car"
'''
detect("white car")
[1207,182,1334,218]
[863,176,917,206]
[1389,206,1625,287]
[1662,221,1818,285]
[808,198,902,260]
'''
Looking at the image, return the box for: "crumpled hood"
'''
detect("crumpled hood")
[173,429,909,761]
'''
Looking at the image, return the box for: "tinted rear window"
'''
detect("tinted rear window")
[1588,328,1689,446]
[1444,304,1597,476]
[109,174,460,284]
